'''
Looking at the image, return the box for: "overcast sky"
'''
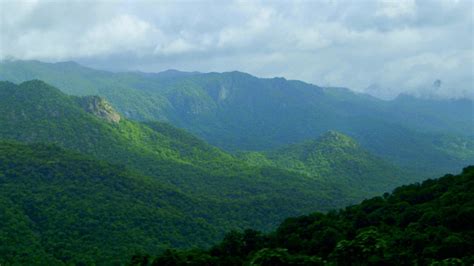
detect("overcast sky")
[1,0,473,99]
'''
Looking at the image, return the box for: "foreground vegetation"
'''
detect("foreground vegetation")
[0,141,220,264]
[136,166,474,265]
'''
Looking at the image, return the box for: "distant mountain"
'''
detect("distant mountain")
[386,93,474,136]
[239,131,406,197]
[143,166,474,265]
[1,60,472,177]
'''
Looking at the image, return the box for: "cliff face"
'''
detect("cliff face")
[77,96,121,123]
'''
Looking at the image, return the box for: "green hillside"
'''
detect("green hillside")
[0,80,413,263]
[143,166,474,265]
[0,78,469,264]
[0,60,472,177]
[0,79,411,202]
[0,141,220,264]
[0,139,357,264]
[1,79,355,224]
[239,131,406,196]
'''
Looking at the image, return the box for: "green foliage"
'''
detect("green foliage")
[0,141,214,264]
[239,131,408,197]
[1,80,398,264]
[144,166,474,265]
[0,80,348,215]
[1,78,472,264]
[1,140,345,264]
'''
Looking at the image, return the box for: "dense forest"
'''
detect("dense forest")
[0,140,193,264]
[239,131,406,196]
[2,1,473,264]
[0,140,332,264]
[0,76,472,265]
[0,80,419,264]
[133,166,474,265]
[0,80,408,207]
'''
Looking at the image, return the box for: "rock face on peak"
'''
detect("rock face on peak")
[77,96,121,123]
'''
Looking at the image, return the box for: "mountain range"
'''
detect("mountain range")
[1,60,472,177]
[0,79,410,264]
[0,60,472,264]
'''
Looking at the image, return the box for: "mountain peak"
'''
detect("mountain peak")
[20,79,63,93]
[155,69,197,78]
[12,80,67,102]
[53,61,81,67]
[317,130,358,148]
[77,96,121,123]
[269,131,362,164]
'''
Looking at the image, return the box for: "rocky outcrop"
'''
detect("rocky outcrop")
[77,96,121,123]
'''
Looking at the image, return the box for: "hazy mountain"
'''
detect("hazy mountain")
[1,60,472,177]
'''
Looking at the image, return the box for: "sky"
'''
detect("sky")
[0,0,473,99]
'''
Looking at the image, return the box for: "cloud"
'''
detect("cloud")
[375,0,416,19]
[0,0,472,99]
[80,14,156,56]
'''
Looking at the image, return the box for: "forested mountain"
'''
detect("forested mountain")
[139,166,474,265]
[0,60,472,177]
[1,1,472,265]
[0,141,217,264]
[0,79,408,196]
[0,80,414,264]
[0,62,472,264]
[0,79,345,227]
[239,131,405,196]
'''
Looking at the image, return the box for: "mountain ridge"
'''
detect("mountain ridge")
[0,80,405,245]
[239,130,406,196]
[0,60,472,177]
[3,59,472,101]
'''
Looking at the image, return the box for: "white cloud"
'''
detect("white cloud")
[0,0,472,99]
[376,0,416,18]
[155,38,198,55]
[80,14,156,56]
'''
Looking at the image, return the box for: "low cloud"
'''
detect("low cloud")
[0,0,472,99]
